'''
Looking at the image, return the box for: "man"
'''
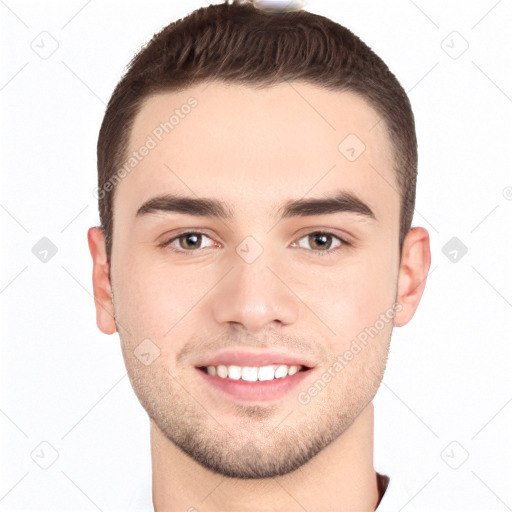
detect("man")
[88,1,430,510]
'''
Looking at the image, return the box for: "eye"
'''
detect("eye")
[291,231,349,256]
[160,230,351,257]
[160,231,216,255]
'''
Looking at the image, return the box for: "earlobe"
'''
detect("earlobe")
[394,227,431,327]
[87,227,118,335]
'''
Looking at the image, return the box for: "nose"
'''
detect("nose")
[211,250,300,334]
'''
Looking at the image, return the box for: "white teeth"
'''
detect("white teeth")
[216,365,228,378]
[258,365,275,381]
[228,365,242,380]
[287,365,299,376]
[203,364,304,381]
[274,365,288,379]
[241,366,258,382]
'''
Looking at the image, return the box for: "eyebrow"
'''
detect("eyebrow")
[135,191,376,221]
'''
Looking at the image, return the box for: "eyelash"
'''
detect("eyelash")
[159,230,351,258]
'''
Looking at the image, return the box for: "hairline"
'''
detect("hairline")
[111,78,402,233]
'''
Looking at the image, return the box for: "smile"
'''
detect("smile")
[196,364,313,402]
[198,364,307,381]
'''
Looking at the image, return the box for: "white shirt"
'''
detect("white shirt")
[126,472,416,511]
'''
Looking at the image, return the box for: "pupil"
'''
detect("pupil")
[311,233,330,250]
[182,233,200,249]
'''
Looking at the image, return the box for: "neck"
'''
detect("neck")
[151,402,379,512]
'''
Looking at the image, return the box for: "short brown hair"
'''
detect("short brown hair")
[96,1,417,264]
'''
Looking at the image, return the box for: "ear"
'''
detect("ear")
[394,227,431,327]
[87,227,117,335]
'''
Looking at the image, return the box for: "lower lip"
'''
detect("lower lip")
[195,367,313,402]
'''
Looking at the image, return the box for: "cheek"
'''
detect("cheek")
[112,252,199,343]
[300,243,398,345]
[112,248,228,367]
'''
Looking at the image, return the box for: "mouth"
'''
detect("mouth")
[195,363,314,402]
[197,363,311,381]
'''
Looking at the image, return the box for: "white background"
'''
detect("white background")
[1,1,511,510]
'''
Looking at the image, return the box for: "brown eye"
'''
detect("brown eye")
[307,233,334,250]
[163,232,216,254]
[178,233,203,250]
[292,231,348,256]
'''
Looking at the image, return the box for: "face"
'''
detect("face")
[89,81,429,479]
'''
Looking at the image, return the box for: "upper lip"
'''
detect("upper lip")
[195,350,315,369]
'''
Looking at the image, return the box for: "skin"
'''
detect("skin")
[88,81,430,511]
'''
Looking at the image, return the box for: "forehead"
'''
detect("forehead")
[116,81,398,225]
